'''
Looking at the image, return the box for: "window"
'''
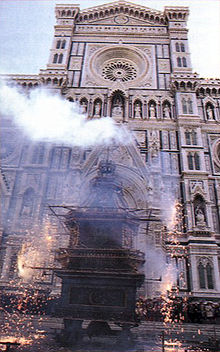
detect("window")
[194,153,200,170]
[177,57,182,67]
[182,57,187,67]
[181,43,185,52]
[188,98,193,114]
[198,262,206,289]
[182,97,193,114]
[31,144,45,164]
[187,152,200,170]
[185,130,197,145]
[198,260,214,289]
[192,131,197,145]
[206,263,214,289]
[53,53,58,64]
[182,98,188,114]
[185,131,191,145]
[58,53,63,64]
[175,42,180,52]
[56,40,61,49]
[187,153,194,170]
[61,40,66,49]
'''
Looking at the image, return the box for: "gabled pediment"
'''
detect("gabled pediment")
[76,1,166,26]
[80,15,161,27]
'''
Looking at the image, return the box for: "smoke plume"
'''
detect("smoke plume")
[0,83,130,147]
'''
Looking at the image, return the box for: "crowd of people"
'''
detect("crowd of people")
[136,296,220,324]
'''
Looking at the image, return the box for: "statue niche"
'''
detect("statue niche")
[93,99,102,118]
[134,100,142,119]
[193,195,207,228]
[111,93,124,122]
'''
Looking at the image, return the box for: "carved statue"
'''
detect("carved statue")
[94,102,101,118]
[80,101,87,114]
[149,104,156,118]
[134,103,142,118]
[163,104,170,118]
[195,207,206,227]
[207,106,214,120]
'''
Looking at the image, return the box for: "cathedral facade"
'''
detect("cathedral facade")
[1,1,220,300]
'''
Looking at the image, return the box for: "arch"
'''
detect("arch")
[134,10,139,17]
[61,10,66,16]
[180,81,186,90]
[212,88,217,96]
[67,97,74,102]
[28,83,32,88]
[187,81,192,90]
[67,10,71,16]
[53,78,58,85]
[46,78,51,85]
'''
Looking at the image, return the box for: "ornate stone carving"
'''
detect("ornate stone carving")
[148,130,160,157]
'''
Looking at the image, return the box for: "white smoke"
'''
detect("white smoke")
[0,83,130,147]
[146,246,177,296]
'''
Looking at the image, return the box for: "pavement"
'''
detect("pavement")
[0,314,220,352]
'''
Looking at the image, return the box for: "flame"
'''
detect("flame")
[0,336,32,345]
[17,218,56,281]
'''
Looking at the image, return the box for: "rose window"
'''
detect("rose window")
[102,61,137,82]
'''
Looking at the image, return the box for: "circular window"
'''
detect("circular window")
[88,45,150,86]
[102,60,137,82]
